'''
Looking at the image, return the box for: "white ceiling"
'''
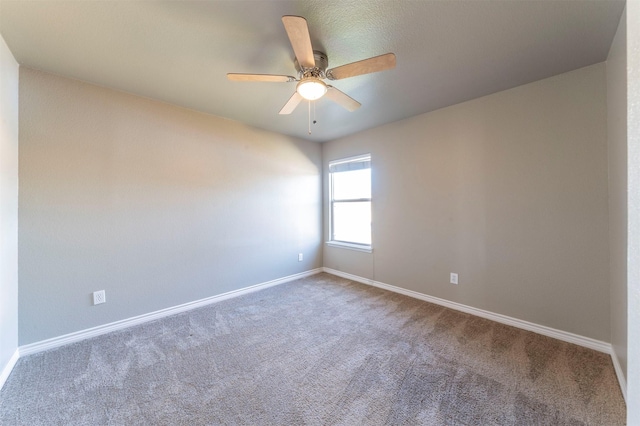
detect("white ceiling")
[0,0,625,142]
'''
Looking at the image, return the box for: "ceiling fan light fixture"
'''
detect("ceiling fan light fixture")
[296,77,327,100]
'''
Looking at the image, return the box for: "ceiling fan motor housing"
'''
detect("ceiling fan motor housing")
[295,50,328,79]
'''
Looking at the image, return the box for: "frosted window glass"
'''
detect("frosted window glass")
[332,169,371,200]
[333,202,371,245]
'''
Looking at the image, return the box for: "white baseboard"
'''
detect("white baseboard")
[610,348,627,402]
[322,268,631,400]
[0,349,20,390]
[19,268,323,357]
[9,266,628,403]
[322,268,611,354]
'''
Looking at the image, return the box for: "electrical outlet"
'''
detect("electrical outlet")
[93,290,106,305]
[450,273,458,285]
[298,253,303,262]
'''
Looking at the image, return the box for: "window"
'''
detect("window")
[328,154,372,251]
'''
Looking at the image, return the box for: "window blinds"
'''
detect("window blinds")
[329,155,371,173]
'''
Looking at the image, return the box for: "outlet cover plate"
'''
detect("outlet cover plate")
[93,290,106,305]
[450,273,459,285]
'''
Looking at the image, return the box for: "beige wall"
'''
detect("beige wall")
[0,35,19,376]
[607,5,628,388]
[18,68,322,345]
[323,63,610,341]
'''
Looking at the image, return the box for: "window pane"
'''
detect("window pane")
[333,201,371,245]
[332,169,371,200]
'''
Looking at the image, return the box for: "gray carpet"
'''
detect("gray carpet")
[0,273,626,425]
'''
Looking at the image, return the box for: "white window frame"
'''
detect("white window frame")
[327,154,372,252]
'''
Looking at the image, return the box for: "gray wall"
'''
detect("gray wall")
[0,36,19,374]
[607,5,627,387]
[627,0,640,421]
[323,63,610,342]
[18,68,322,345]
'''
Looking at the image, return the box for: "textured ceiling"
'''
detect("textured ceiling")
[0,0,625,142]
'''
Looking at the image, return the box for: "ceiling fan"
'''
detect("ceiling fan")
[227,16,396,115]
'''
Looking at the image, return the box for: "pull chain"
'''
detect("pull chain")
[307,100,318,135]
[308,100,311,135]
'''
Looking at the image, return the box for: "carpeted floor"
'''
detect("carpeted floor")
[0,273,626,425]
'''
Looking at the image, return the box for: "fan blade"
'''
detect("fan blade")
[279,92,304,115]
[326,53,396,80]
[227,73,295,82]
[325,86,361,112]
[282,16,315,69]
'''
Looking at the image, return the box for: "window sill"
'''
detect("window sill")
[326,241,373,253]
